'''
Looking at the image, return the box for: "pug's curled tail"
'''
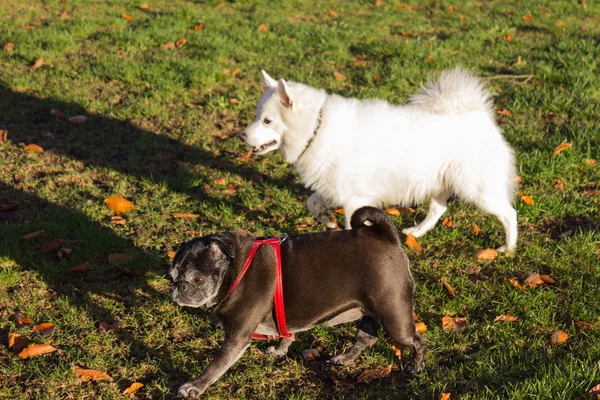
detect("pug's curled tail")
[350,206,400,244]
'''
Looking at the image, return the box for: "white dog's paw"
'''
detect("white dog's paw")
[178,382,202,398]
[402,226,424,237]
[319,214,338,229]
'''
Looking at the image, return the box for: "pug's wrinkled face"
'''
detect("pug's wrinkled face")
[169,235,234,309]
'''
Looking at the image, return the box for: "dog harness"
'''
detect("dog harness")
[226,234,294,341]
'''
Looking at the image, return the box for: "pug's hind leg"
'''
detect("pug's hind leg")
[330,317,378,366]
[265,336,294,359]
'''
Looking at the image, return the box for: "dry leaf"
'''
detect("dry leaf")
[50,108,66,118]
[139,3,150,9]
[520,195,534,205]
[496,108,512,116]
[441,277,455,299]
[426,55,435,62]
[333,208,345,215]
[108,253,131,265]
[554,179,564,191]
[509,279,524,290]
[331,375,356,389]
[175,38,187,48]
[8,333,29,351]
[72,365,114,381]
[589,384,600,398]
[212,177,226,185]
[354,60,368,67]
[172,212,199,219]
[40,239,64,253]
[104,196,134,215]
[575,321,598,330]
[33,322,57,335]
[68,115,87,124]
[258,23,268,32]
[15,312,33,326]
[69,261,92,272]
[329,10,338,18]
[123,382,144,394]
[471,224,480,236]
[372,76,382,82]
[556,20,566,26]
[99,321,119,332]
[552,142,572,157]
[585,158,596,165]
[405,234,422,255]
[24,144,44,153]
[236,148,253,162]
[224,187,237,195]
[194,24,203,31]
[302,348,320,361]
[503,34,511,42]
[375,0,385,5]
[356,364,392,384]
[494,314,518,322]
[442,315,467,331]
[523,273,544,288]
[415,322,427,334]
[549,330,568,345]
[111,216,126,225]
[385,207,414,216]
[163,42,175,50]
[60,11,68,18]
[440,394,451,400]
[3,42,15,51]
[229,98,238,104]
[476,248,497,260]
[31,57,44,70]
[0,129,7,143]
[122,13,134,21]
[397,3,415,10]
[539,274,555,285]
[333,71,347,81]
[231,68,241,76]
[513,176,522,184]
[217,2,225,7]
[442,218,452,227]
[24,25,35,30]
[523,14,533,21]
[21,230,46,240]
[401,31,415,37]
[19,343,57,359]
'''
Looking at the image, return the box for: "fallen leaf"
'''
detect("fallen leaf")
[163,42,175,50]
[520,195,534,205]
[509,279,524,290]
[68,115,87,124]
[372,76,382,82]
[415,322,427,334]
[33,322,57,335]
[471,224,480,236]
[69,261,92,272]
[236,148,253,162]
[539,274,555,285]
[194,24,203,31]
[476,248,497,260]
[168,251,175,260]
[523,14,533,21]
[302,348,320,361]
[391,341,404,358]
[8,333,29,351]
[40,239,64,253]
[217,2,225,8]
[549,330,568,345]
[413,312,419,321]
[442,315,467,331]
[123,382,144,394]
[556,20,566,26]
[212,177,226,185]
[139,3,150,9]
[426,55,435,62]
[3,42,15,51]
[21,230,46,240]
[513,176,522,184]
[0,129,7,143]
[50,108,66,118]
[354,60,368,66]
[104,196,134,215]
[333,208,345,215]
[552,142,572,157]
[494,314,518,322]
[175,38,187,47]
[229,98,238,104]
[585,158,597,165]
[31,57,44,70]
[56,247,74,260]
[15,312,33,326]
[122,13,134,21]
[375,0,385,5]
[60,11,68,18]
[99,321,119,332]
[523,273,544,288]
[401,31,415,37]
[172,212,199,219]
[258,23,268,32]
[356,364,392,384]
[441,277,455,299]
[442,218,452,227]
[24,25,35,30]
[575,321,598,330]
[589,384,600,398]
[231,68,241,76]
[385,207,414,216]
[440,394,451,400]
[496,108,512,116]
[329,10,338,18]
[24,144,44,153]
[111,216,126,225]
[397,3,415,10]
[331,375,356,389]
[19,343,57,359]
[71,365,114,381]
[214,160,234,168]
[405,234,422,255]
[503,34,511,42]
[224,186,237,195]
[108,253,131,265]
[333,71,347,81]
[554,179,564,191]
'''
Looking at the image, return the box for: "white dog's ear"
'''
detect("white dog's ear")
[277,79,293,109]
[261,70,277,88]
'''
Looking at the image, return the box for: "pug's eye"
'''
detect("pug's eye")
[194,277,206,285]
[263,118,271,125]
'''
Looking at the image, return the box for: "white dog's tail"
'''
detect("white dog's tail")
[409,68,493,115]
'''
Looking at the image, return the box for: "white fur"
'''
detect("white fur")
[242,68,518,251]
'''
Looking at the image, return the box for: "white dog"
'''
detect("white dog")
[240,68,518,252]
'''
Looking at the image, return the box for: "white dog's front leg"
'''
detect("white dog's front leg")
[306,193,338,229]
[402,193,449,237]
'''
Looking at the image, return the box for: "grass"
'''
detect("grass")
[1,0,599,398]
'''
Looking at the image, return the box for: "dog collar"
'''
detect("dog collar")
[226,234,294,341]
[295,107,324,163]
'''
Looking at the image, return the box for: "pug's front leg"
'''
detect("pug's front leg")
[178,332,252,398]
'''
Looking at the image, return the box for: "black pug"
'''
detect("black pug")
[170,206,426,398]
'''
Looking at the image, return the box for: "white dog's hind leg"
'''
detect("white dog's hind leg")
[478,200,518,252]
[402,193,449,237]
[307,192,338,229]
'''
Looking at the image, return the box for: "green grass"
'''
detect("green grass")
[1,0,599,398]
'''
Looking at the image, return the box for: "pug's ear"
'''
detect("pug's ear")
[209,237,235,260]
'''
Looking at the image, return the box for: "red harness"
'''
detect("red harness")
[226,234,294,341]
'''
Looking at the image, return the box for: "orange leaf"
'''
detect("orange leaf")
[356,364,392,384]
[172,212,199,219]
[415,321,427,334]
[575,321,598,330]
[513,175,522,184]
[496,108,512,116]
[385,207,414,216]
[99,321,119,332]
[0,129,7,143]
[19,343,57,358]
[139,3,150,9]
[391,341,404,358]
[589,384,600,398]
[372,76,382,82]
[333,71,347,81]
[24,25,35,30]
[329,10,338,18]
[40,239,64,253]
[217,2,225,7]
[523,273,544,288]
[549,330,568,345]
[229,98,238,104]
[24,144,44,153]
[301,348,320,361]
[68,115,87,124]
[168,250,176,259]
[21,230,46,240]
[426,55,435,62]
[405,234,422,255]
[442,217,452,227]
[33,322,57,335]
[539,274,555,285]
[15,311,33,327]
[231,68,241,76]
[494,314,518,322]
[3,42,15,51]
[212,177,226,185]
[69,261,92,273]
[509,278,524,290]
[401,31,415,37]
[60,11,68,18]
[396,3,415,11]
[31,57,44,70]
[520,195,534,205]
[104,196,134,215]
[122,13,134,21]
[354,60,368,67]
[111,216,126,225]
[50,108,67,118]
[554,179,564,191]
[331,375,356,389]
[441,277,455,298]
[258,23,268,32]
[556,20,566,26]
[236,148,253,162]
[108,253,131,265]
[8,332,29,351]
[163,42,175,50]
[552,142,572,157]
[71,365,114,381]
[175,38,187,48]
[224,187,237,195]
[503,34,511,42]
[333,208,344,215]
[476,248,497,260]
[375,0,385,5]
[585,158,596,165]
[471,224,480,236]
[123,382,144,394]
[523,14,533,21]
[440,394,451,400]
[194,24,203,31]
[442,315,467,331]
